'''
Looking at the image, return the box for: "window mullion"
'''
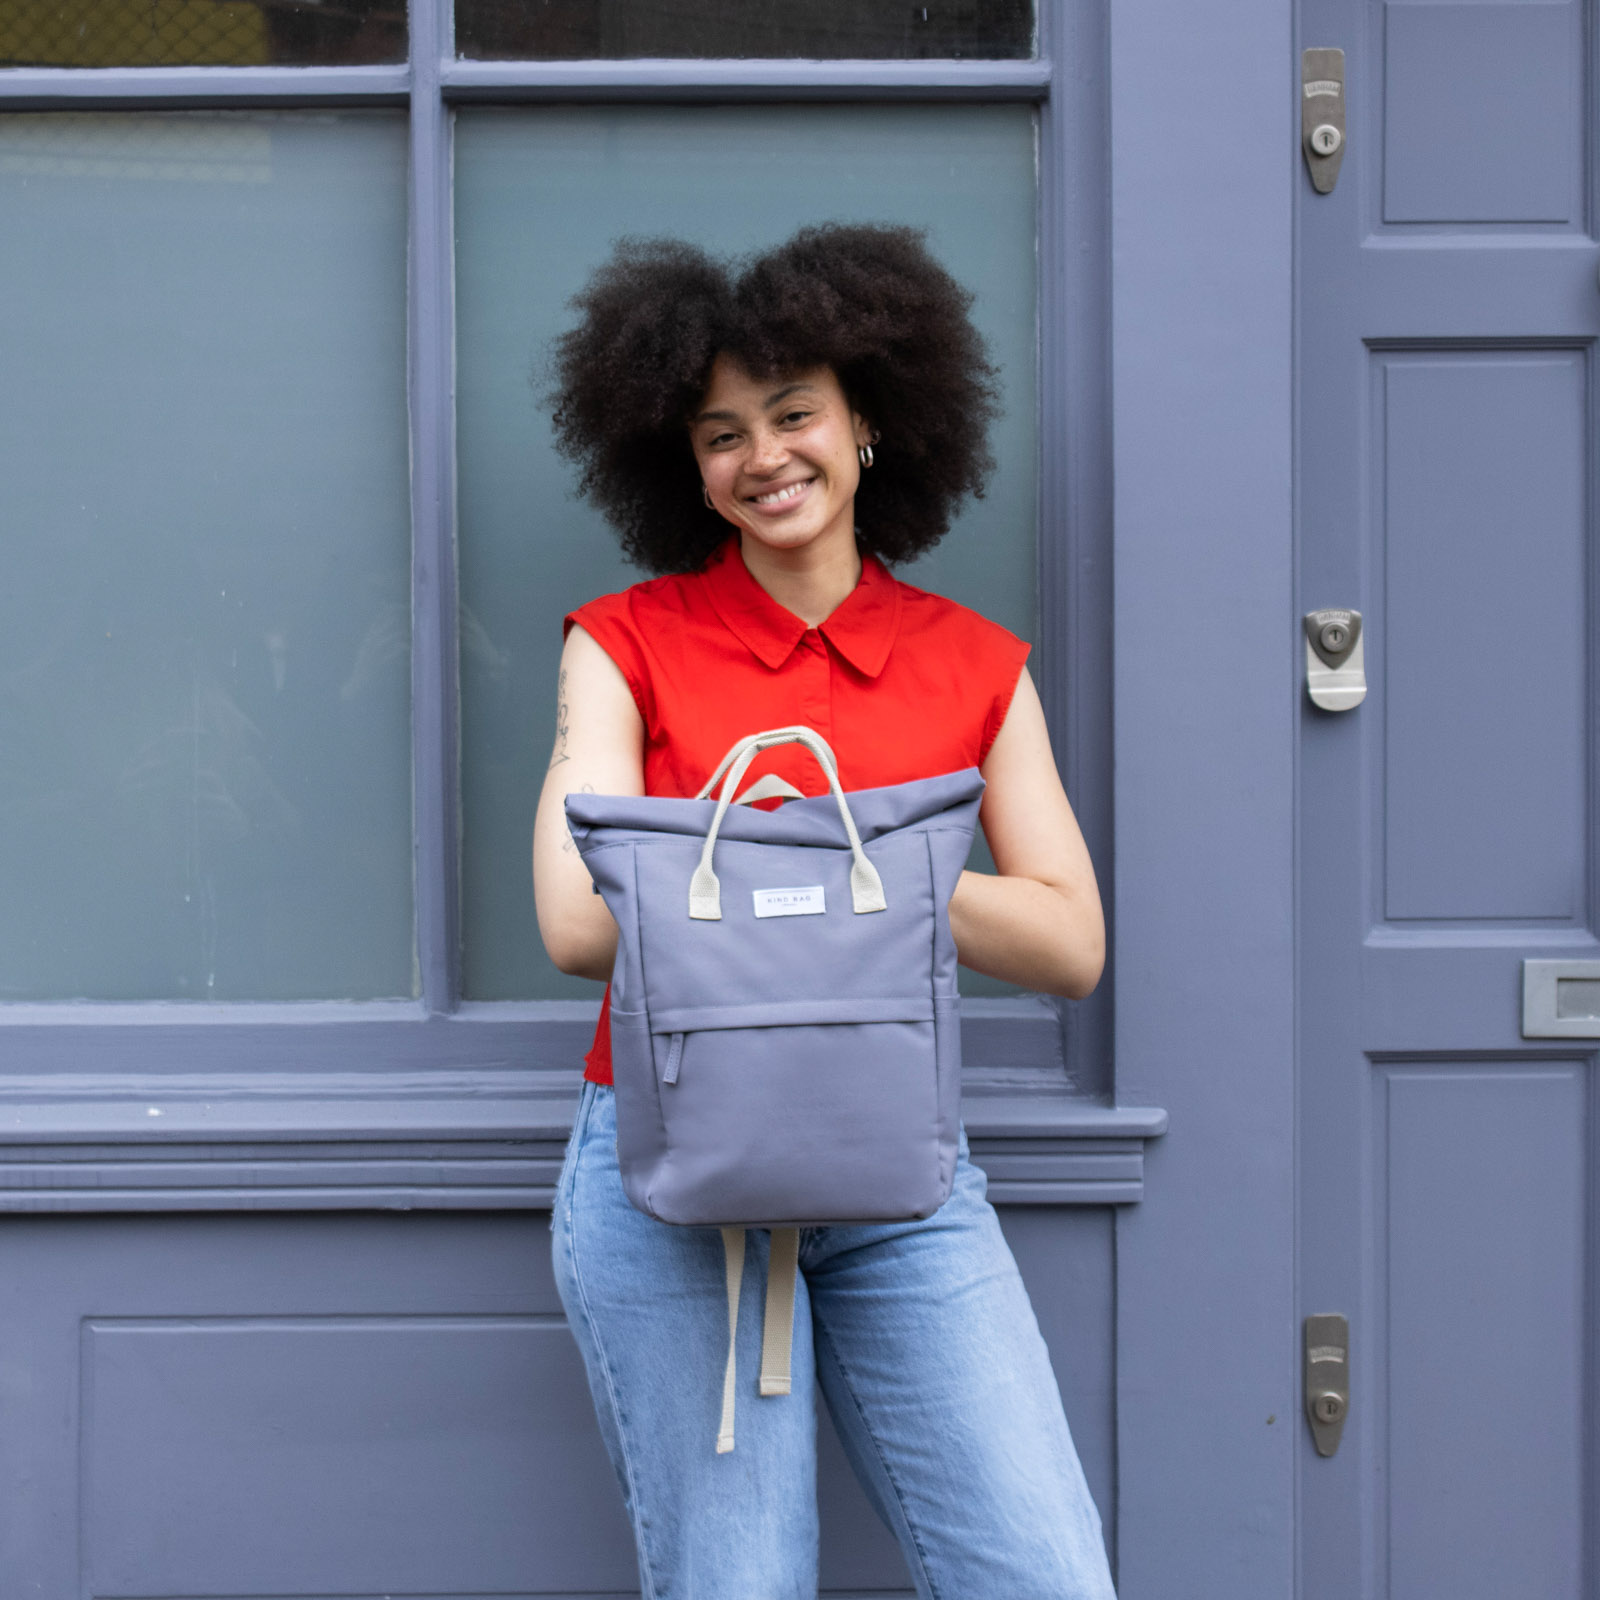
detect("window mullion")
[440,57,1050,102]
[0,66,410,107]
[409,0,461,1014]
[1036,0,1112,1096]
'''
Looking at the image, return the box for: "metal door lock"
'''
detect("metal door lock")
[1304,1314,1349,1457]
[1316,618,1351,655]
[1302,49,1347,193]
[1304,608,1365,711]
[1310,1390,1346,1425]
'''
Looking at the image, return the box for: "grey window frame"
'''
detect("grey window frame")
[0,0,1157,1211]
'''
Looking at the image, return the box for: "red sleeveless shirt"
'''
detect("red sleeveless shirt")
[565,538,1030,1085]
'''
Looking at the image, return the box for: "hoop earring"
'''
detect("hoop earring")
[703,485,713,509]
[858,444,874,469]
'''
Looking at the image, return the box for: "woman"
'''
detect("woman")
[533,224,1114,1599]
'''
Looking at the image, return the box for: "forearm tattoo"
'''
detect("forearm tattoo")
[549,667,571,770]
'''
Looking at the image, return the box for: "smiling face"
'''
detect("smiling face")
[689,356,873,562]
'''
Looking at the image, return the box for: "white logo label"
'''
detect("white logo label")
[752,885,826,919]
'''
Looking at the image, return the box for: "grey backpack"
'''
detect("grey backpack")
[565,725,983,1449]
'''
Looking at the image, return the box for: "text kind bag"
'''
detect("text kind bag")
[565,725,983,1450]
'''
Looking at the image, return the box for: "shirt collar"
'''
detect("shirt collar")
[699,538,902,678]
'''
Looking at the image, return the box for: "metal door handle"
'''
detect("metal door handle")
[1304,1313,1349,1457]
[1303,50,1347,193]
[1304,609,1365,711]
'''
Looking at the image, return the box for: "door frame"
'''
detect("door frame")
[1108,4,1298,1595]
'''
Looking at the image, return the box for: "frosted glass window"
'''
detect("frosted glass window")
[455,105,1037,1001]
[0,112,413,1000]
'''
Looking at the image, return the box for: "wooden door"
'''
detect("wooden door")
[1297,3,1599,1595]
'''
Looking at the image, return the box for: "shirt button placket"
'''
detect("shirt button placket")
[799,630,832,745]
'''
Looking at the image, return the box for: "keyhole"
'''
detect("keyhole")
[1319,622,1348,654]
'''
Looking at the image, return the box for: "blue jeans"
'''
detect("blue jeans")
[552,1082,1117,1599]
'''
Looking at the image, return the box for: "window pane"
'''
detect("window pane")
[0,112,413,1000]
[0,0,404,68]
[455,0,1031,61]
[455,105,1037,1001]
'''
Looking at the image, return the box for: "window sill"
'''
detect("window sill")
[0,998,1165,1212]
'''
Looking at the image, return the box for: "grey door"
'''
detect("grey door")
[1297,3,1598,1595]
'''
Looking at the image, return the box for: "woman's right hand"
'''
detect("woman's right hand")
[532,625,644,980]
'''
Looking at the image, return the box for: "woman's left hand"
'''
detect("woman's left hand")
[948,668,1105,999]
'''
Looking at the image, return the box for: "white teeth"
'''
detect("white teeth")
[753,480,810,506]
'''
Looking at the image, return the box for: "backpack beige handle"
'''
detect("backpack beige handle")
[688,727,887,921]
[694,723,837,804]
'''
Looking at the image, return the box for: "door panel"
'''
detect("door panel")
[1297,0,1599,1594]
[83,1315,623,1595]
[1379,352,1588,922]
[1381,1067,1586,1600]
[0,1207,1114,1595]
[1382,3,1581,227]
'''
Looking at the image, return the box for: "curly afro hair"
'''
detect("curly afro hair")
[548,223,1000,574]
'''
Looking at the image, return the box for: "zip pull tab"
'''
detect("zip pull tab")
[663,1032,685,1086]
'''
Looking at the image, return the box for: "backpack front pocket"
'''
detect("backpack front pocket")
[643,997,944,1226]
